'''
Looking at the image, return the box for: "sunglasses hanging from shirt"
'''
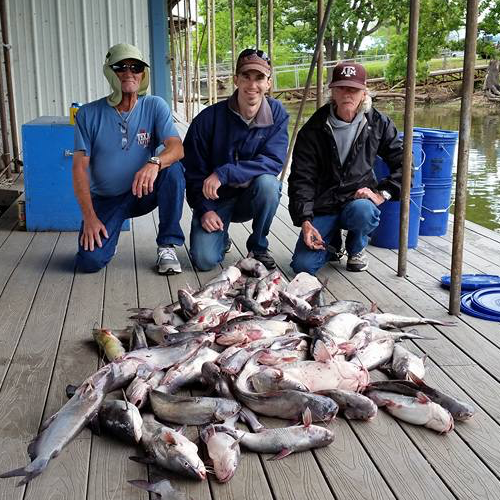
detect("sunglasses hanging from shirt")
[111,62,146,74]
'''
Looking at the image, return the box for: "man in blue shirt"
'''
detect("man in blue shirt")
[182,49,289,271]
[73,43,185,274]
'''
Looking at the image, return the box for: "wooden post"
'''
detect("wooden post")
[194,0,201,115]
[268,0,274,94]
[281,0,334,181]
[211,0,217,102]
[169,2,178,112]
[256,0,261,49]
[449,0,479,314]
[230,0,236,91]
[0,46,11,178]
[316,0,324,109]
[184,0,191,122]
[206,0,213,104]
[397,0,420,277]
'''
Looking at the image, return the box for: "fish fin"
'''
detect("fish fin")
[268,448,293,461]
[302,407,312,427]
[128,479,154,492]
[370,302,378,313]
[312,340,333,363]
[65,384,79,399]
[162,430,178,445]
[416,392,431,404]
[129,455,155,465]
[14,458,49,485]
[177,425,188,436]
[0,466,28,478]
[230,438,241,450]
[408,372,426,387]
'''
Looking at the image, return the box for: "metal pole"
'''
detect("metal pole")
[185,0,191,122]
[256,0,261,49]
[449,0,479,314]
[211,0,217,102]
[280,0,334,181]
[0,46,11,178]
[230,0,236,92]
[0,0,19,172]
[316,0,324,109]
[397,0,420,276]
[206,0,213,104]
[268,0,274,94]
[169,2,178,112]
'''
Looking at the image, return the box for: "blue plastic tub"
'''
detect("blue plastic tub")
[413,127,458,179]
[373,131,424,187]
[370,186,425,249]
[419,176,453,236]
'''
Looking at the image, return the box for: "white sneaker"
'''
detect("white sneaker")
[346,249,368,272]
[157,246,182,274]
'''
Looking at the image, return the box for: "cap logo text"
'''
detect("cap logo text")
[340,66,357,77]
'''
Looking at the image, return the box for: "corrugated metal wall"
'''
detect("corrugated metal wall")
[5,0,150,136]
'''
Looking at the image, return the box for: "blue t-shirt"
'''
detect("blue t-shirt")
[74,95,179,196]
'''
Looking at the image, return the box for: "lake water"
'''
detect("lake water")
[284,101,500,234]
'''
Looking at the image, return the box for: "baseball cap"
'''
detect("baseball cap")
[329,62,366,90]
[236,49,271,77]
[105,43,149,67]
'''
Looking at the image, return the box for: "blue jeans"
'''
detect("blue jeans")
[76,161,185,273]
[291,199,380,276]
[190,174,282,271]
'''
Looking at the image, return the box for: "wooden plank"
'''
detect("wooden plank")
[0,232,59,389]
[24,237,106,500]
[0,234,76,500]
[86,229,148,500]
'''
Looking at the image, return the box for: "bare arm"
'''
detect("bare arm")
[132,136,184,198]
[72,151,108,251]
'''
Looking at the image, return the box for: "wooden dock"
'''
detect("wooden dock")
[1,189,500,500]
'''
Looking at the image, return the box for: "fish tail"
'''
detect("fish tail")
[1,458,49,485]
[0,466,28,479]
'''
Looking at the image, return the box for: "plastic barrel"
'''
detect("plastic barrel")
[373,131,424,187]
[370,186,425,249]
[419,177,453,236]
[413,127,458,179]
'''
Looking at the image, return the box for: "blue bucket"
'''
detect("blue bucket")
[413,127,458,179]
[419,177,453,236]
[370,186,425,249]
[373,131,424,187]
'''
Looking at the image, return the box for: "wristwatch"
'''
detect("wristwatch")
[148,156,161,167]
[380,190,392,201]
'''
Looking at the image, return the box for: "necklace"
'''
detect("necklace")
[115,99,138,150]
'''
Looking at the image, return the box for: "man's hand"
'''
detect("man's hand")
[81,213,109,251]
[132,162,161,198]
[203,173,221,200]
[354,187,385,206]
[302,221,325,250]
[201,211,224,232]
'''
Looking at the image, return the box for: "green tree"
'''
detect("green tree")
[384,0,466,84]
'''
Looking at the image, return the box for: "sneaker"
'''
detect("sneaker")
[224,238,233,254]
[346,250,368,272]
[157,246,182,274]
[248,250,276,270]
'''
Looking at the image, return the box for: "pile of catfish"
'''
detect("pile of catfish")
[1,257,475,497]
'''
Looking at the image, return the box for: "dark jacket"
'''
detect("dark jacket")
[288,101,406,226]
[182,92,289,214]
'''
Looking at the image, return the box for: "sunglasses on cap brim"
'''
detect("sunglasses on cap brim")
[111,63,146,74]
[238,49,271,63]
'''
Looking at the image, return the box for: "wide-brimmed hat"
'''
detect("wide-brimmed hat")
[105,43,149,67]
[329,62,366,90]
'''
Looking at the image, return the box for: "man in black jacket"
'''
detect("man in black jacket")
[288,62,405,275]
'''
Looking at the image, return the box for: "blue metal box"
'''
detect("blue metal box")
[22,116,129,231]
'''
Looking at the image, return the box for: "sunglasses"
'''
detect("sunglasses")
[111,63,145,74]
[238,49,271,63]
